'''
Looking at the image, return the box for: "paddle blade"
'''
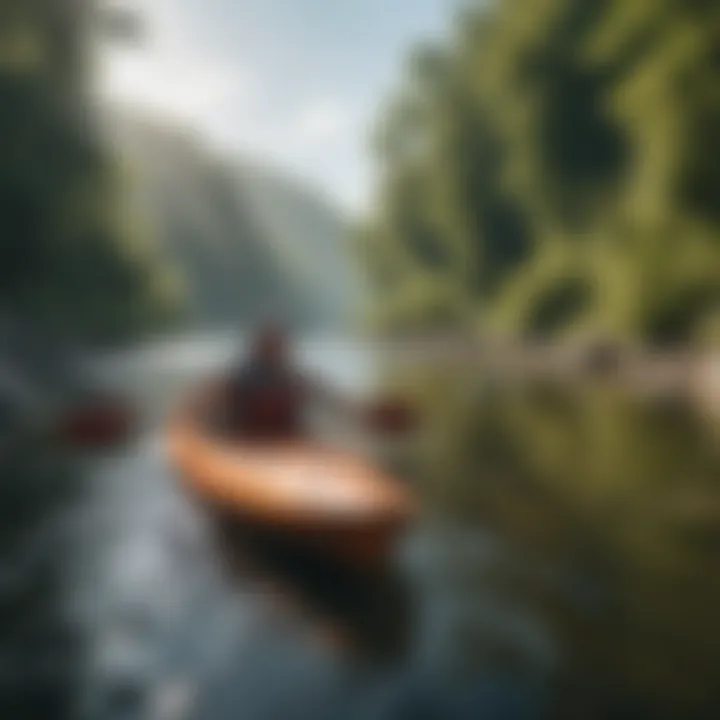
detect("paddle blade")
[365,399,419,435]
[57,396,136,449]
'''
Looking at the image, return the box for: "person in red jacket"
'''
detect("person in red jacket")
[195,323,416,442]
[227,324,308,440]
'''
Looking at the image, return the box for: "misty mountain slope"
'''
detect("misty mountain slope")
[233,162,362,322]
[110,114,359,330]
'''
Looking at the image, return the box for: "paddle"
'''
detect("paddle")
[57,394,137,449]
[362,397,420,436]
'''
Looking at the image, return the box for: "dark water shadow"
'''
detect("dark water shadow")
[204,503,415,670]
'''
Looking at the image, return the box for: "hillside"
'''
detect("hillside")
[109,114,360,332]
[234,162,363,327]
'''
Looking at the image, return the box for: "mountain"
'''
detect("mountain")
[108,113,360,332]
[234,162,363,328]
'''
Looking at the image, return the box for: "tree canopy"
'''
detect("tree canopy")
[0,0,181,344]
[362,0,720,346]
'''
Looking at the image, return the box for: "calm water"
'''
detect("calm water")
[2,336,720,719]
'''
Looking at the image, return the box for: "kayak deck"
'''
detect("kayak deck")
[168,408,414,567]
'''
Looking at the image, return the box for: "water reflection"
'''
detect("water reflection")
[0,442,84,719]
[74,427,545,720]
[406,372,720,718]
[208,510,414,667]
[4,339,720,718]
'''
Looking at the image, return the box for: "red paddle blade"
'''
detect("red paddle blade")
[57,397,136,449]
[365,399,419,434]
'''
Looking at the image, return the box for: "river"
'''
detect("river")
[2,334,720,719]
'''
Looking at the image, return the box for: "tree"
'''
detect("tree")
[362,0,720,345]
[0,0,181,344]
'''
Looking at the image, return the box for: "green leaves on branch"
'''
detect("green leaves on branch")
[362,0,720,346]
[0,0,180,344]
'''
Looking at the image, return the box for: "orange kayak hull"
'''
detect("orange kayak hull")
[167,405,415,569]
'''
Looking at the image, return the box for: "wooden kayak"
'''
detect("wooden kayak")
[167,389,415,568]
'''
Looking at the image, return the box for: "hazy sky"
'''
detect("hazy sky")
[100,0,453,212]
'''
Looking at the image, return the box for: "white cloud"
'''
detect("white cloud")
[98,0,254,130]
[102,51,252,125]
[95,0,367,211]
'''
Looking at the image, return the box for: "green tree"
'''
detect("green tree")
[0,0,181,344]
[363,0,720,345]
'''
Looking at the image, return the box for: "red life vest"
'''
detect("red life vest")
[232,366,304,439]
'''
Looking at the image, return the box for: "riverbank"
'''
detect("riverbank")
[377,336,718,393]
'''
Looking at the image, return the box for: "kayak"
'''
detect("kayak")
[167,387,415,568]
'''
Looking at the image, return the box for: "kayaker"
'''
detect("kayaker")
[226,323,307,440]
[191,323,417,442]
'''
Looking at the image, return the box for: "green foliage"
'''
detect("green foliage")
[363,0,720,345]
[0,0,182,344]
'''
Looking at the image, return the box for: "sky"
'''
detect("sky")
[99,0,454,213]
